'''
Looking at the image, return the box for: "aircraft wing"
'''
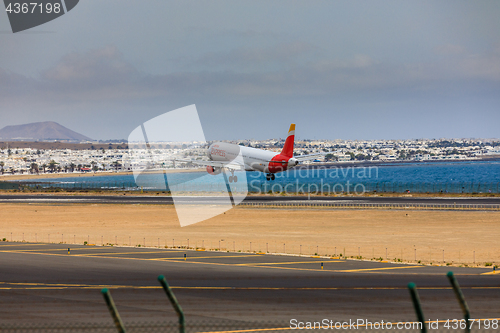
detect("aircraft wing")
[294,152,332,161]
[173,158,245,170]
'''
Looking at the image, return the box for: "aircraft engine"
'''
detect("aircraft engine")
[206,166,222,175]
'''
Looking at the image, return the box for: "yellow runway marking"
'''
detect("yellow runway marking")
[168,286,500,290]
[0,247,127,253]
[0,250,142,260]
[0,248,102,253]
[0,251,451,274]
[0,243,42,246]
[178,255,265,259]
[72,254,263,260]
[0,250,263,266]
[150,259,428,274]
[2,281,500,291]
[2,249,398,274]
[156,259,328,271]
[236,261,342,266]
[0,250,76,256]
[200,318,500,333]
[0,248,489,275]
[0,282,100,287]
[481,270,500,275]
[75,251,184,256]
[0,248,185,253]
[202,328,289,333]
[339,266,423,273]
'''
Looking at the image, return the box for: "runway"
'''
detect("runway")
[0,193,499,207]
[0,243,499,327]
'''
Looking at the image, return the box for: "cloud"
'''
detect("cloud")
[0,67,34,100]
[434,44,465,56]
[1,45,500,109]
[1,44,499,140]
[455,54,500,81]
[41,46,138,87]
[194,41,314,70]
[311,55,374,71]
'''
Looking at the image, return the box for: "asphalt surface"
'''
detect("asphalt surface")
[0,194,499,206]
[0,243,499,327]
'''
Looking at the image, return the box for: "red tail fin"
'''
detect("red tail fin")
[281,124,295,158]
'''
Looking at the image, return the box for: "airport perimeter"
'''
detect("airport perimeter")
[1,199,499,266]
[2,195,500,332]
[13,180,500,195]
[1,243,500,332]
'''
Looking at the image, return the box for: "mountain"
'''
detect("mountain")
[0,121,92,141]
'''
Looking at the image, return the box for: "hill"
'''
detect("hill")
[0,121,92,141]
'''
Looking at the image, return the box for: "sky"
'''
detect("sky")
[1,0,500,141]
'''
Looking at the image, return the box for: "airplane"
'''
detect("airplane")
[175,124,328,182]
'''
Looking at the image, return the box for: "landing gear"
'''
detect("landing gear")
[228,170,238,183]
[266,173,275,181]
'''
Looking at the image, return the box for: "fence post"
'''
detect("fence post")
[447,272,471,333]
[407,283,427,333]
[101,288,127,333]
[158,275,185,333]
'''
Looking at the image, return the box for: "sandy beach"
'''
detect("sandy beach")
[1,204,498,267]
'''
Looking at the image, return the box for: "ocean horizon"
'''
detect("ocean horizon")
[17,160,500,194]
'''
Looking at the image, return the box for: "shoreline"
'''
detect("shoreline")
[1,158,499,181]
[0,168,205,181]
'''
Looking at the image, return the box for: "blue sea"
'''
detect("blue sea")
[20,161,500,194]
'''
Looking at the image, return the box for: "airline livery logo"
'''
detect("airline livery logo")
[127,105,248,227]
[3,0,79,33]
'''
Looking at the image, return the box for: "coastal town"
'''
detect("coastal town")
[0,137,499,175]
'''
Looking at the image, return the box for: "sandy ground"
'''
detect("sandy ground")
[0,168,204,181]
[1,204,498,267]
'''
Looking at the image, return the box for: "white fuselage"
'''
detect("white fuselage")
[207,142,297,173]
